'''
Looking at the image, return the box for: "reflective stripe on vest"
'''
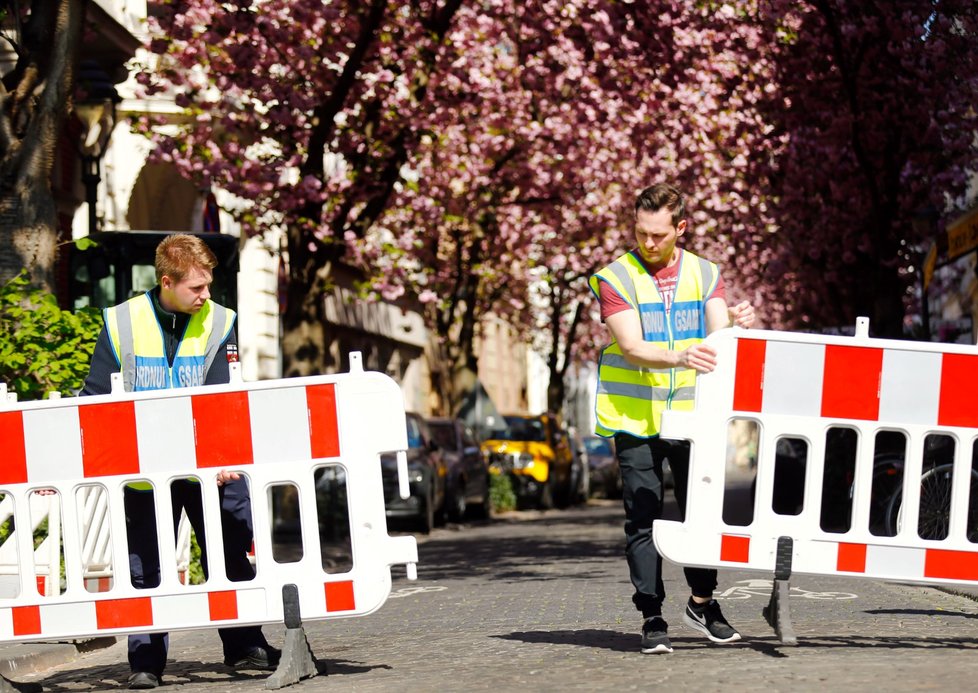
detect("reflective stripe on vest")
[588,250,718,438]
[104,293,235,393]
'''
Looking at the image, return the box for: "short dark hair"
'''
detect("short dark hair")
[635,184,685,227]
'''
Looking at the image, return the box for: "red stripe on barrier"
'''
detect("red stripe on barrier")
[0,411,28,485]
[12,606,40,636]
[837,543,867,573]
[937,353,978,428]
[79,401,139,477]
[87,577,111,593]
[208,591,238,621]
[191,392,254,468]
[95,597,153,629]
[821,346,882,420]
[307,384,340,458]
[35,576,45,596]
[719,535,750,563]
[732,339,766,412]
[924,548,978,581]
[324,580,356,612]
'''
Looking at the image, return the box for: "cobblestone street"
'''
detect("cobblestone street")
[20,498,978,692]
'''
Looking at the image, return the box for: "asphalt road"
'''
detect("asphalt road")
[15,490,978,692]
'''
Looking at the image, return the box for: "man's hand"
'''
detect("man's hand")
[680,343,718,373]
[728,300,755,329]
[216,470,241,486]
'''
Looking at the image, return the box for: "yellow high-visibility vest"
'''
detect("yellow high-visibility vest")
[104,292,234,393]
[588,250,718,438]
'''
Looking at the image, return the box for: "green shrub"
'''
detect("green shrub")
[489,472,517,513]
[0,271,102,400]
[188,532,205,585]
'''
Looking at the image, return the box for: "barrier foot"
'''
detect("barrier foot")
[0,675,41,693]
[763,579,797,646]
[761,536,798,646]
[265,585,323,690]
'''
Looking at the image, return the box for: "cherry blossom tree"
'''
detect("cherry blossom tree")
[353,1,681,410]
[359,1,781,411]
[140,0,466,376]
[138,0,978,418]
[756,0,978,337]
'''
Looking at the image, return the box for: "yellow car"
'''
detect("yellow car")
[481,412,574,510]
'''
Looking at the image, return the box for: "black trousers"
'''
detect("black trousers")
[124,478,268,675]
[615,433,717,618]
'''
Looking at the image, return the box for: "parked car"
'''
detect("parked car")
[565,426,591,505]
[427,417,491,521]
[585,435,620,498]
[380,412,447,533]
[481,412,574,510]
[582,435,672,499]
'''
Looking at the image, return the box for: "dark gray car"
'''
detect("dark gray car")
[427,417,491,521]
[584,436,620,498]
[380,412,447,533]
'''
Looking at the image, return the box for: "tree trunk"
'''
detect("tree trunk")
[0,0,84,290]
[545,281,587,415]
[872,263,907,339]
[280,222,334,377]
[0,194,57,287]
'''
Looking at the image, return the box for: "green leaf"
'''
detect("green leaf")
[0,271,101,401]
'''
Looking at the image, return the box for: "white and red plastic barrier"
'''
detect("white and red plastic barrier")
[654,319,978,587]
[0,354,418,643]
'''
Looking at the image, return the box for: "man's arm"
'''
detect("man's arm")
[705,297,755,335]
[605,309,718,373]
[80,327,119,396]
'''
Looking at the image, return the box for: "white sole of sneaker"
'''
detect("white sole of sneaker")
[682,613,742,643]
[641,643,674,654]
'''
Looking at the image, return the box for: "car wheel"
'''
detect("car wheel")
[471,479,491,520]
[417,485,435,534]
[538,479,554,510]
[448,481,467,523]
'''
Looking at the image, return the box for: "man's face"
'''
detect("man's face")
[160,266,212,314]
[634,207,686,267]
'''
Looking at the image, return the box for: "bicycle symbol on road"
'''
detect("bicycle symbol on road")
[716,579,857,600]
[388,585,448,599]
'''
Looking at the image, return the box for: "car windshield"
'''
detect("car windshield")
[492,416,547,443]
[584,437,613,456]
[428,422,456,451]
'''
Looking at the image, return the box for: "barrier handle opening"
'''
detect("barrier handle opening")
[396,450,410,499]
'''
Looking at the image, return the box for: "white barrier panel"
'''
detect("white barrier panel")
[654,324,978,587]
[0,358,417,643]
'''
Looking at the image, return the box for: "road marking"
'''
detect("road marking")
[388,585,448,599]
[717,579,857,600]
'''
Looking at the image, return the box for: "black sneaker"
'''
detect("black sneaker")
[641,616,673,654]
[683,599,741,643]
[127,672,160,689]
[224,645,281,670]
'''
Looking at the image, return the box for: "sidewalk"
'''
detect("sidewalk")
[0,637,116,680]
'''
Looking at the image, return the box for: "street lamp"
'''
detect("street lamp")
[74,60,120,233]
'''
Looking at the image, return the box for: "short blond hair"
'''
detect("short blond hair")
[155,234,217,283]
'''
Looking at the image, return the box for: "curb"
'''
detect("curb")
[0,638,117,679]
[935,585,978,603]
